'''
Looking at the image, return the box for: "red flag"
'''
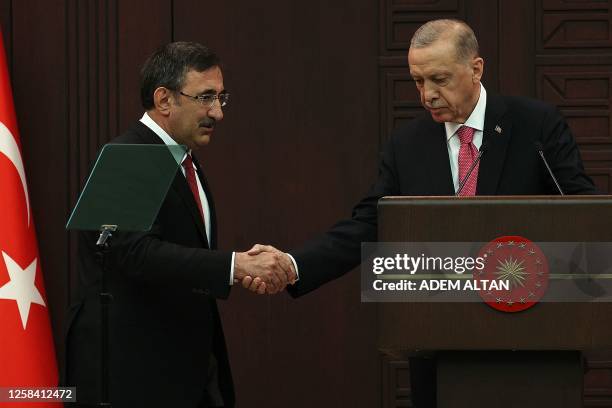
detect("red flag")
[0,27,60,406]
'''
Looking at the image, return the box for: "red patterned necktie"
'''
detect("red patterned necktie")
[182,154,205,223]
[457,126,479,196]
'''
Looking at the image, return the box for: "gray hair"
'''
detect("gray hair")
[410,19,479,62]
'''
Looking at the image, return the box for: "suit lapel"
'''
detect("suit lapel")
[192,155,217,249]
[477,95,511,195]
[424,120,455,194]
[171,171,209,247]
[132,121,211,246]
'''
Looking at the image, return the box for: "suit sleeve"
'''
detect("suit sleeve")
[540,105,598,194]
[80,226,233,299]
[288,134,401,297]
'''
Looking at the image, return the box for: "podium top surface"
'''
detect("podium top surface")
[379,195,612,205]
[378,195,612,242]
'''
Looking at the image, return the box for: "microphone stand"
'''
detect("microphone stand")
[535,143,565,195]
[95,224,117,408]
[456,145,487,196]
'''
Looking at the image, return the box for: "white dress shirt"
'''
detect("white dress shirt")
[445,83,487,192]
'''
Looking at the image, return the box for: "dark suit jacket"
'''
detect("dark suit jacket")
[64,121,235,407]
[289,94,597,297]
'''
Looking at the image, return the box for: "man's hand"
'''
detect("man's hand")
[239,244,296,294]
[234,249,295,294]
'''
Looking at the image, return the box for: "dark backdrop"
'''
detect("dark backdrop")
[0,0,611,406]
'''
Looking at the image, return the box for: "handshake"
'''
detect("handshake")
[233,244,296,294]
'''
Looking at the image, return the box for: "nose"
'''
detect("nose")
[422,81,439,105]
[208,100,224,121]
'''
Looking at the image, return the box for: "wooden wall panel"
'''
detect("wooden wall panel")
[381,0,463,55]
[499,0,536,97]
[586,167,612,195]
[379,67,423,134]
[65,0,120,310]
[535,0,612,199]
[535,0,612,403]
[0,0,10,71]
[378,0,500,142]
[117,0,171,131]
[378,0,612,406]
[585,353,612,406]
[173,1,380,407]
[381,352,412,408]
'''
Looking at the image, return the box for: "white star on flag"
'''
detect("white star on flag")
[0,251,45,329]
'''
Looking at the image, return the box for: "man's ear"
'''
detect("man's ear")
[472,57,484,84]
[153,87,174,116]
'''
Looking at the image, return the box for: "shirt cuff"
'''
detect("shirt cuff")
[286,253,300,282]
[230,252,235,285]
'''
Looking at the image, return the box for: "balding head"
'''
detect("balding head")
[410,19,479,64]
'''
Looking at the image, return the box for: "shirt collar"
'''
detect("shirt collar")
[445,83,487,141]
[139,112,192,160]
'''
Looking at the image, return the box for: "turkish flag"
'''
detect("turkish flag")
[0,27,60,406]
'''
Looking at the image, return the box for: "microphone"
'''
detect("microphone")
[456,141,488,196]
[535,141,564,195]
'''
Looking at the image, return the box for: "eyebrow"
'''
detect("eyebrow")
[411,71,451,79]
[430,70,451,76]
[198,89,227,96]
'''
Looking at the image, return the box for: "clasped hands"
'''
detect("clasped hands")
[234,245,295,294]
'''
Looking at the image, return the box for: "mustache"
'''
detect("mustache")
[199,118,215,128]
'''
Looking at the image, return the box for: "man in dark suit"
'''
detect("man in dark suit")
[243,19,598,407]
[65,42,295,407]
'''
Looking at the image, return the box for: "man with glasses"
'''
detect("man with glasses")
[65,42,296,407]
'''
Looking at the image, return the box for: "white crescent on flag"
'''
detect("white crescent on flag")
[0,120,30,226]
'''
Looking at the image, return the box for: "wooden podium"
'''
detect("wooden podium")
[377,196,612,408]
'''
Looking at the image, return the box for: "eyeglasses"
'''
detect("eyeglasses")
[179,91,230,108]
